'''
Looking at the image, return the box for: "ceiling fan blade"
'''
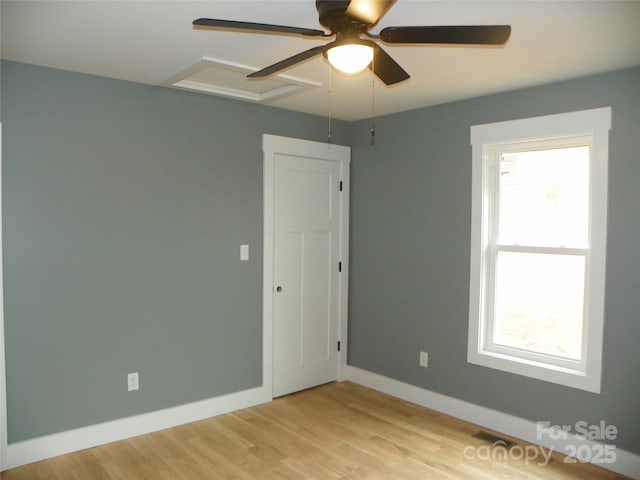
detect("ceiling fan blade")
[369,44,409,85]
[248,45,326,78]
[193,18,328,37]
[380,25,512,45]
[345,0,396,26]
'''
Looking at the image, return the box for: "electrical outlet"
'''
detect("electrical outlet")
[127,372,139,392]
[419,351,429,368]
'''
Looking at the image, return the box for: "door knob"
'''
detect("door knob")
[276,286,283,293]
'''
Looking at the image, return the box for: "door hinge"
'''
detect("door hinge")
[338,341,341,352]
[338,261,342,272]
[339,181,343,192]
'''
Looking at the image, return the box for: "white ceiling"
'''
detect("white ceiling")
[2,1,639,121]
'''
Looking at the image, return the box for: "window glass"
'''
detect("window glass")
[493,251,585,360]
[498,146,590,248]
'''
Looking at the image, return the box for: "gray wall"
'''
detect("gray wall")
[2,59,639,455]
[348,66,640,454]
[0,60,349,443]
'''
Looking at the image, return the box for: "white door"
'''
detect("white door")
[263,135,350,398]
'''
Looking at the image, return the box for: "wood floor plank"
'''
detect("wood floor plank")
[2,382,631,480]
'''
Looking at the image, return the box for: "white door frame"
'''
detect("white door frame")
[262,134,350,399]
[0,123,7,471]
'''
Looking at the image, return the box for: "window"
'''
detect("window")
[468,108,611,393]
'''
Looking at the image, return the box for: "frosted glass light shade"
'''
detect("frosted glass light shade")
[327,44,374,74]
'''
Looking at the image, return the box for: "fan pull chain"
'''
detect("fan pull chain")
[370,56,376,146]
[327,64,333,145]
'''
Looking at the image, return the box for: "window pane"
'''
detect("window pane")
[499,146,590,247]
[493,252,585,360]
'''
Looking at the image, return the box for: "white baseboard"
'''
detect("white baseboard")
[345,366,640,480]
[5,385,270,471]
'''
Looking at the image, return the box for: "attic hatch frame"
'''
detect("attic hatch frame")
[162,57,321,103]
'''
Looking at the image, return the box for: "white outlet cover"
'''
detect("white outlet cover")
[420,351,429,368]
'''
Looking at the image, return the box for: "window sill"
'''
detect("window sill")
[468,348,600,394]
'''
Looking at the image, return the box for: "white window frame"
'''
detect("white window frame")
[468,108,611,393]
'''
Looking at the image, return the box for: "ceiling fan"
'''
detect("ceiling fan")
[193,0,511,86]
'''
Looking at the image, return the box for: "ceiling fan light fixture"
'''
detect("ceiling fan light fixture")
[195,0,512,85]
[326,43,374,74]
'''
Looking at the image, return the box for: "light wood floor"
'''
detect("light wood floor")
[2,381,630,480]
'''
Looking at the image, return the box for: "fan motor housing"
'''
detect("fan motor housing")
[316,0,367,33]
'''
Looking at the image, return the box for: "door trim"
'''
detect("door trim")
[0,123,7,471]
[262,134,350,399]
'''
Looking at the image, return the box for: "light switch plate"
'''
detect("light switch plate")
[240,244,249,261]
[127,372,139,391]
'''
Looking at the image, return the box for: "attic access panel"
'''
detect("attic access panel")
[162,57,320,103]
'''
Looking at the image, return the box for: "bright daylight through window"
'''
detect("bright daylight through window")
[468,108,611,393]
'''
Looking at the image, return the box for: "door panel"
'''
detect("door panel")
[279,231,304,368]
